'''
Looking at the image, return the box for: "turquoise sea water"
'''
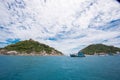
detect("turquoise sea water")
[0,55,120,80]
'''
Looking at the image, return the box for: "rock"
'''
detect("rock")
[0,49,7,54]
[6,51,18,55]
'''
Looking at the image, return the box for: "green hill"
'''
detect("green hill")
[80,44,120,55]
[0,39,63,55]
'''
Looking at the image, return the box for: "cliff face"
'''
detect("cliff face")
[80,44,120,55]
[0,39,63,56]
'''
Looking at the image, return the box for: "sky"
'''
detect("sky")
[0,0,120,55]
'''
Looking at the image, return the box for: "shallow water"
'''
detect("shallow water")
[0,55,120,80]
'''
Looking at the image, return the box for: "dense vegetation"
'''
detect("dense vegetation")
[4,39,62,55]
[80,44,120,55]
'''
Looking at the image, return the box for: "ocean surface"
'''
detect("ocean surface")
[0,55,120,80]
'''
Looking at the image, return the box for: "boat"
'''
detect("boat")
[70,54,78,57]
[70,52,85,57]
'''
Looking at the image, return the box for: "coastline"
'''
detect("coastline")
[0,49,63,56]
[0,53,64,56]
[85,53,120,56]
[0,51,63,56]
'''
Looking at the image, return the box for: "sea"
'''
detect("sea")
[0,55,120,80]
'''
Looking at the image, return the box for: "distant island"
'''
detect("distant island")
[0,39,63,56]
[79,44,120,55]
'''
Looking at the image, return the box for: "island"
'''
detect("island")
[0,39,63,56]
[79,44,120,55]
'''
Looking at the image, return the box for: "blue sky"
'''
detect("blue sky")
[0,0,120,55]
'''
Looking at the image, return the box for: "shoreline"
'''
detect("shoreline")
[0,54,64,56]
[85,53,120,56]
[0,52,64,56]
[0,50,63,56]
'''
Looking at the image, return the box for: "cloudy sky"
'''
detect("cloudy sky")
[0,0,120,55]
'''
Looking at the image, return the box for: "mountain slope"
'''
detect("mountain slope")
[80,44,120,55]
[0,39,63,55]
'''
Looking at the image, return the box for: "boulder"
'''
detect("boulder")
[6,51,18,55]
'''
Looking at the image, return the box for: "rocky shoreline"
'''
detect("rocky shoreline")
[0,49,63,56]
[85,52,120,56]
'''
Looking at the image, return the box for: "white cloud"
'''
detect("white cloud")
[0,0,120,55]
